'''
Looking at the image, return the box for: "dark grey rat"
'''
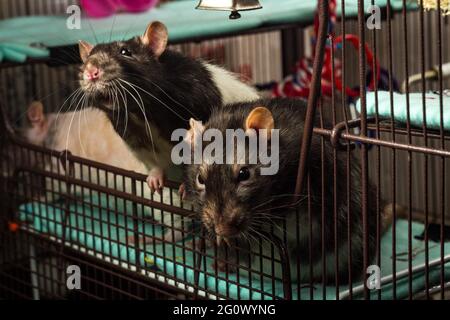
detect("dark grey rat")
[77,21,258,194]
[183,97,390,284]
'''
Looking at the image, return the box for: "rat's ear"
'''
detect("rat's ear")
[184,118,204,147]
[78,40,93,63]
[245,106,274,139]
[141,21,168,58]
[27,101,45,126]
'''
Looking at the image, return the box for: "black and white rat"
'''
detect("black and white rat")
[77,21,259,194]
[183,97,387,284]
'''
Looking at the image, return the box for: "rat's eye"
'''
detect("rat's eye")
[196,173,205,190]
[237,167,250,182]
[120,47,132,57]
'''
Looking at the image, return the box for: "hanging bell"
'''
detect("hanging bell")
[196,0,262,19]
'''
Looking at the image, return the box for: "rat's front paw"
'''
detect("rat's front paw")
[178,183,187,200]
[211,260,237,273]
[146,168,165,194]
[127,235,153,246]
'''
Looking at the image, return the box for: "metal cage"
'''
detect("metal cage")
[1,0,450,300]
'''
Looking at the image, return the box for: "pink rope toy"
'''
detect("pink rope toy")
[80,0,159,18]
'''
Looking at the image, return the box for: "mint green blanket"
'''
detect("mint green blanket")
[0,0,416,63]
[18,194,449,300]
[356,91,450,131]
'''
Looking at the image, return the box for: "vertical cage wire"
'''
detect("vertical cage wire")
[1,0,450,301]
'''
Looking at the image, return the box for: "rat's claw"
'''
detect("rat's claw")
[128,230,185,246]
[211,260,237,273]
[127,235,154,246]
[178,183,186,200]
[146,168,164,194]
[162,229,184,243]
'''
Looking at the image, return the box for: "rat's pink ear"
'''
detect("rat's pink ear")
[245,106,274,139]
[184,118,204,147]
[141,21,168,58]
[27,101,45,126]
[78,40,94,63]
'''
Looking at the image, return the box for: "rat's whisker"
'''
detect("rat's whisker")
[125,82,146,118]
[107,86,117,126]
[251,215,285,222]
[117,81,157,162]
[244,231,258,247]
[13,83,79,124]
[121,13,145,41]
[251,198,276,211]
[113,80,128,138]
[118,78,188,122]
[118,80,149,135]
[76,95,88,157]
[55,88,82,126]
[251,193,308,211]
[252,194,309,213]
[64,92,86,165]
[109,14,117,43]
[247,226,276,248]
[114,80,129,138]
[112,83,121,130]
[85,17,99,45]
[120,72,198,118]
[251,216,295,238]
[47,88,80,159]
[82,95,90,141]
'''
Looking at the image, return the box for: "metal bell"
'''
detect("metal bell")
[196,0,262,19]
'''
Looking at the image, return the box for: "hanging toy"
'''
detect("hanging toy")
[272,0,380,100]
[80,0,159,18]
[420,0,450,15]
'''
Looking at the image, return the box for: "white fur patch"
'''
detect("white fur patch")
[204,63,259,105]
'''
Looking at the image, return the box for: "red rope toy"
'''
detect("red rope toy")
[273,0,380,99]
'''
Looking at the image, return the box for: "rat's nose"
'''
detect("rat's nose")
[215,224,239,238]
[83,63,102,81]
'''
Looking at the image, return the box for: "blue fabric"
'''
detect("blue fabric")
[356,91,450,131]
[0,0,415,62]
[0,42,49,63]
[18,194,450,300]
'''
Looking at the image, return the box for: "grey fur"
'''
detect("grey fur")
[184,98,379,284]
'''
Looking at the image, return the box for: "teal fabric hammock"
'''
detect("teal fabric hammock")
[356,91,450,131]
[0,0,417,63]
[18,194,450,300]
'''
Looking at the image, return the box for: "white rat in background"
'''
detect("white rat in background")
[17,100,186,243]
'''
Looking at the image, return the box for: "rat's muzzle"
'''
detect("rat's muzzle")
[83,63,102,81]
[214,224,240,244]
